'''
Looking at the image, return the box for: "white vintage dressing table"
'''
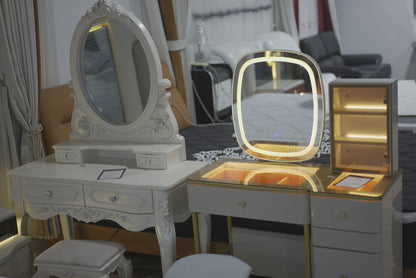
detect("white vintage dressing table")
[9,156,205,274]
[187,52,402,278]
[8,0,206,275]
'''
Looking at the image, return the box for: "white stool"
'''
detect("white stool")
[0,235,31,278]
[32,240,132,278]
[165,254,251,278]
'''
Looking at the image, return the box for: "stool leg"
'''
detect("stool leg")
[117,256,133,278]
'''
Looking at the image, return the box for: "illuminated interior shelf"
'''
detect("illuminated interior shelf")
[332,137,387,144]
[332,111,387,116]
[329,79,397,175]
[198,161,320,190]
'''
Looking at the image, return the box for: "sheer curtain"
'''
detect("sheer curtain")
[0,0,59,239]
[141,1,174,75]
[171,0,195,120]
[0,74,18,209]
[327,0,340,40]
[273,0,299,42]
[140,0,195,121]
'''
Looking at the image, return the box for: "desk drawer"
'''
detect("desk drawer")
[84,185,153,214]
[188,184,309,224]
[311,195,382,233]
[312,246,382,278]
[23,181,84,206]
[312,226,382,253]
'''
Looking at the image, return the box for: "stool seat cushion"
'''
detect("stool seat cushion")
[34,240,125,270]
[165,254,251,278]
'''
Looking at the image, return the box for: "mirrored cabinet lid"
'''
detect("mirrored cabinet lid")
[232,50,325,162]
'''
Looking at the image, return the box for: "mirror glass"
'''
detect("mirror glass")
[83,19,150,125]
[232,50,325,162]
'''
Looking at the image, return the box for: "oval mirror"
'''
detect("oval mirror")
[67,0,176,143]
[54,0,182,167]
[83,19,150,125]
[232,50,325,162]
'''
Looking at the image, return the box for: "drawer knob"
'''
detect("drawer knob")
[145,159,152,167]
[44,191,52,198]
[109,195,119,203]
[238,201,247,209]
[340,275,348,278]
[338,212,347,220]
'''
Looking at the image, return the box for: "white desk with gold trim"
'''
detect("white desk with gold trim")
[187,159,402,278]
[8,155,206,274]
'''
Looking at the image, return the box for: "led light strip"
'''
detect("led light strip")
[243,166,320,191]
[344,105,386,110]
[235,55,320,158]
[346,134,387,140]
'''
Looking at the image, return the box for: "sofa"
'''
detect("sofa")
[300,31,391,78]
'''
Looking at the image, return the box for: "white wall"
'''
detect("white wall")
[333,0,416,79]
[38,0,134,89]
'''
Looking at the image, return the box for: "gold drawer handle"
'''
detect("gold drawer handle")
[238,201,247,209]
[44,191,52,198]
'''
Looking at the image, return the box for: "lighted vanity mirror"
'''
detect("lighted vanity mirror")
[232,50,325,162]
[53,0,185,169]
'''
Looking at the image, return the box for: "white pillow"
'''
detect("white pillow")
[211,40,264,72]
[256,31,300,52]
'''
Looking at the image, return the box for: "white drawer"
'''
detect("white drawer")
[311,195,382,233]
[312,226,382,253]
[54,149,83,163]
[312,246,382,278]
[84,185,153,214]
[23,181,84,206]
[188,184,310,224]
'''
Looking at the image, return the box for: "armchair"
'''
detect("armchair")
[300,31,391,78]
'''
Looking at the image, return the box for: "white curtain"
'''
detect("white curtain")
[140,0,195,121]
[141,0,174,75]
[0,0,41,209]
[0,0,43,163]
[171,0,195,121]
[0,0,59,239]
[0,75,19,209]
[327,0,340,41]
[273,0,299,42]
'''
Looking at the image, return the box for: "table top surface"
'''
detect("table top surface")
[186,159,401,200]
[9,155,207,190]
